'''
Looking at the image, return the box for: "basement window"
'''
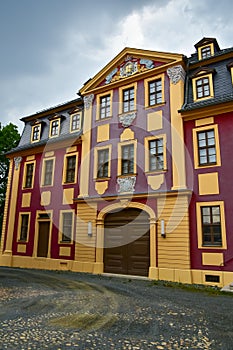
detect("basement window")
[205,275,220,283]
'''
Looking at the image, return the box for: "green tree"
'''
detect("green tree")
[0,123,20,238]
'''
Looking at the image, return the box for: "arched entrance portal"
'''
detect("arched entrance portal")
[104,208,150,276]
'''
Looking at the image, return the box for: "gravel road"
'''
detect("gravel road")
[0,267,233,349]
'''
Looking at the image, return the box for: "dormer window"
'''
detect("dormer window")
[31,123,41,143]
[194,38,220,61]
[70,113,81,132]
[191,67,215,102]
[48,115,61,138]
[50,119,59,137]
[196,77,210,99]
[201,46,211,59]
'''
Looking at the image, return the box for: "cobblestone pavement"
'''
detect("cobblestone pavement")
[0,267,233,349]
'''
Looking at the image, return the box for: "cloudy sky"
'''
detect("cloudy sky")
[1,0,232,132]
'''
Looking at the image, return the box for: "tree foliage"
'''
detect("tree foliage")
[0,123,21,236]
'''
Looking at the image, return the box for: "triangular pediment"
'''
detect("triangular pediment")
[79,47,184,95]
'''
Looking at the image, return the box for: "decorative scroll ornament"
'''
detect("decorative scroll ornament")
[105,57,155,84]
[84,94,94,110]
[119,112,136,128]
[14,156,22,170]
[167,65,186,84]
[139,59,154,69]
[105,68,118,84]
[117,176,136,193]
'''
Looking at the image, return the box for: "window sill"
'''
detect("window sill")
[144,102,166,110]
[96,116,113,122]
[94,177,111,181]
[117,173,137,178]
[145,169,167,175]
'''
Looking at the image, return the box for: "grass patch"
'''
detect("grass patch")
[150,279,233,296]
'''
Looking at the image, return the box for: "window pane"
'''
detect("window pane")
[20,214,29,241]
[62,212,73,242]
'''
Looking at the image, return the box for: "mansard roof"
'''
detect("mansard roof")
[7,98,83,156]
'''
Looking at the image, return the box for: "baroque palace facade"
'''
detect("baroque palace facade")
[1,37,233,287]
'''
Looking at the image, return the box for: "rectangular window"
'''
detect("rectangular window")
[61,212,73,242]
[100,95,111,119]
[149,79,162,106]
[97,149,109,178]
[24,163,34,188]
[123,87,134,113]
[19,214,29,241]
[65,155,76,183]
[121,144,134,175]
[50,119,60,137]
[32,125,41,142]
[149,138,164,171]
[201,46,211,59]
[43,159,54,186]
[197,129,216,166]
[71,113,81,132]
[201,206,222,246]
[196,77,210,99]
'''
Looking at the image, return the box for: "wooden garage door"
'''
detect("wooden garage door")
[104,208,150,276]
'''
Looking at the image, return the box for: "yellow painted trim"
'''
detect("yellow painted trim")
[147,174,164,190]
[120,128,135,141]
[192,124,221,169]
[195,117,214,127]
[196,201,227,249]
[144,73,165,108]
[197,43,214,60]
[49,118,61,138]
[230,67,233,84]
[26,155,35,161]
[59,246,71,256]
[40,156,56,187]
[62,151,78,185]
[93,144,112,179]
[40,191,51,206]
[62,188,74,205]
[22,160,36,190]
[44,151,54,158]
[117,139,137,176]
[3,159,21,255]
[118,82,137,114]
[198,172,219,195]
[59,209,75,243]
[96,90,113,120]
[22,193,31,208]
[97,124,110,142]
[78,100,93,197]
[95,181,109,195]
[0,159,13,253]
[17,244,27,254]
[202,252,223,266]
[169,78,187,190]
[70,112,82,133]
[66,146,77,153]
[192,73,214,102]
[17,212,31,242]
[144,134,167,173]
[33,210,53,258]
[97,201,156,221]
[31,124,41,143]
[181,100,233,120]
[147,110,163,131]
